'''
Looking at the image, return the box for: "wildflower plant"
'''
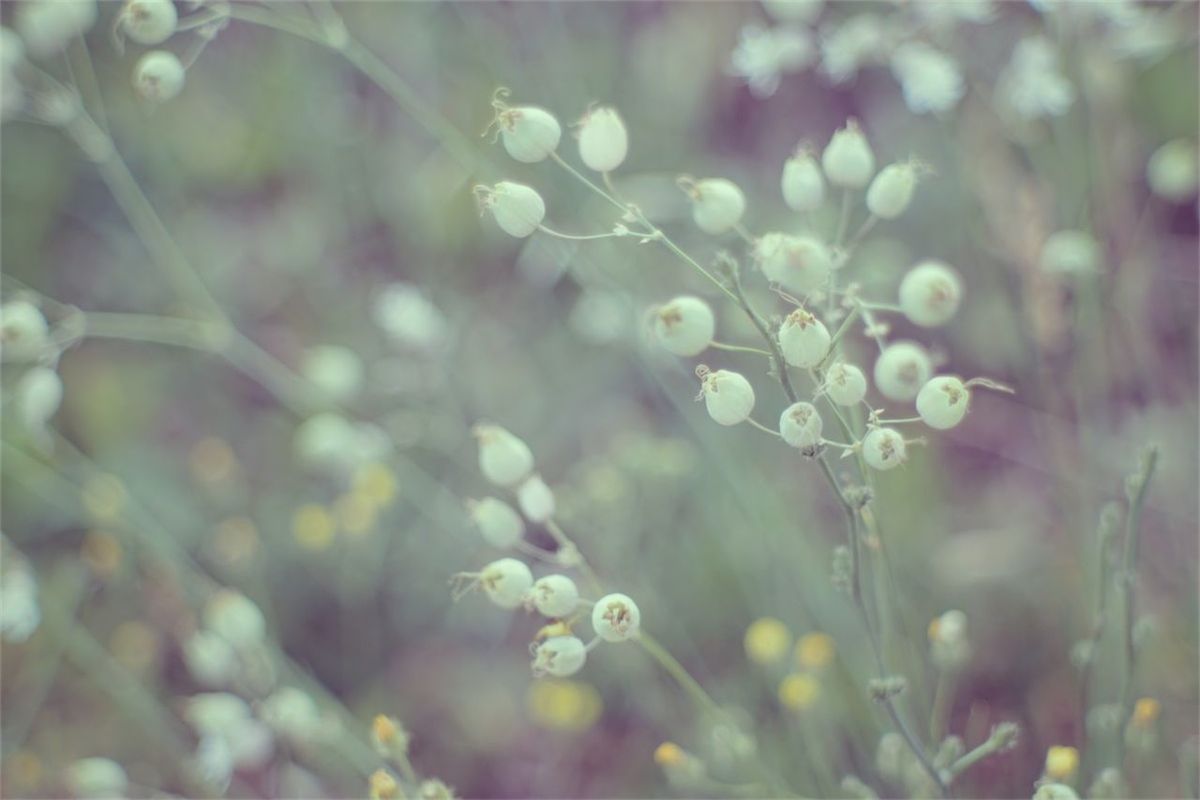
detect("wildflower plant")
[0,2,1196,799]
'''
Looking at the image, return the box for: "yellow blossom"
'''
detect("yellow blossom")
[744,617,792,665]
[795,632,836,670]
[778,673,821,711]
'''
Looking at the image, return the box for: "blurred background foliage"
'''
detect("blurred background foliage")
[1,1,1197,798]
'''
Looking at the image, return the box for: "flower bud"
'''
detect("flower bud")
[468,497,524,549]
[184,692,252,735]
[261,687,325,745]
[133,50,185,103]
[301,345,363,403]
[873,341,932,402]
[577,105,628,172]
[1039,230,1100,276]
[866,161,919,219]
[779,401,823,449]
[17,366,62,432]
[182,630,238,687]
[476,181,546,238]
[823,362,867,406]
[118,0,177,45]
[754,233,831,295]
[16,0,97,58]
[682,178,746,235]
[928,609,971,669]
[372,282,449,351]
[371,714,411,761]
[699,368,756,426]
[203,589,265,650]
[782,147,826,212]
[916,375,969,430]
[1146,139,1197,201]
[898,261,962,327]
[516,473,555,523]
[66,757,127,800]
[531,635,587,677]
[592,592,641,642]
[822,120,875,189]
[479,558,533,609]
[473,424,535,486]
[529,574,579,618]
[1043,745,1079,782]
[653,296,714,357]
[778,309,831,367]
[0,300,50,361]
[862,427,907,470]
[498,105,561,163]
[1033,784,1079,800]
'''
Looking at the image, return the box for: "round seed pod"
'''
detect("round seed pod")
[499,105,562,163]
[873,341,932,402]
[468,497,525,549]
[592,593,641,642]
[529,574,580,618]
[862,427,907,470]
[823,362,867,406]
[479,558,534,609]
[516,474,556,523]
[866,161,918,219]
[531,635,587,677]
[685,178,746,235]
[700,368,756,426]
[779,401,823,449]
[480,181,546,238]
[822,120,875,189]
[653,296,714,357]
[577,105,629,172]
[782,148,825,211]
[473,424,535,487]
[898,261,962,327]
[119,0,177,45]
[754,234,832,296]
[133,50,185,103]
[916,375,969,430]
[778,308,831,368]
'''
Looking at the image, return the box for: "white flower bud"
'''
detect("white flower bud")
[778,308,831,368]
[699,368,756,426]
[16,366,62,432]
[1033,784,1080,800]
[653,295,714,357]
[479,557,534,609]
[372,282,449,351]
[118,0,177,45]
[577,105,629,172]
[873,341,932,402]
[15,0,97,58]
[529,574,579,618]
[0,300,50,361]
[683,178,746,235]
[862,427,907,470]
[898,261,962,327]
[133,50,185,103]
[754,234,832,295]
[468,497,524,549]
[0,554,40,643]
[866,161,919,219]
[822,120,875,189]
[779,401,824,449]
[477,181,546,238]
[182,630,238,687]
[301,345,363,403]
[531,635,587,677]
[473,424,535,486]
[782,147,826,211]
[1039,230,1100,276]
[592,592,641,642]
[916,375,969,430]
[1146,139,1197,201]
[184,692,252,735]
[293,413,358,470]
[203,589,265,650]
[823,362,868,406]
[498,105,561,163]
[516,473,556,523]
[66,757,127,800]
[261,687,324,745]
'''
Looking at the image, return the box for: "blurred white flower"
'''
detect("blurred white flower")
[372,282,449,351]
[761,0,824,24]
[301,345,363,403]
[261,686,328,746]
[913,0,995,27]
[1106,7,1178,63]
[820,14,887,83]
[14,0,96,59]
[890,42,964,114]
[0,540,40,642]
[997,36,1074,120]
[66,757,126,800]
[729,24,815,97]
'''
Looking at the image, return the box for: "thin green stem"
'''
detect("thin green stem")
[709,341,772,357]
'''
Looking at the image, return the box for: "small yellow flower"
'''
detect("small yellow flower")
[371,714,410,758]
[526,679,602,732]
[82,531,122,577]
[292,504,336,550]
[369,769,401,800]
[1044,745,1079,781]
[795,632,836,670]
[653,741,686,768]
[778,673,820,711]
[82,474,127,523]
[189,437,236,484]
[355,463,397,508]
[1132,697,1161,727]
[744,617,792,665]
[336,492,377,536]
